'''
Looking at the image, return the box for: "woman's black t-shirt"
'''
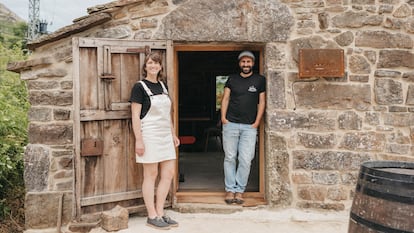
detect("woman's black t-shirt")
[129,79,167,119]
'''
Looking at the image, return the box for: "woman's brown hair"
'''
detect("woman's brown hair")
[142,51,164,81]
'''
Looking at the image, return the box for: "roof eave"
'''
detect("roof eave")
[27,12,113,50]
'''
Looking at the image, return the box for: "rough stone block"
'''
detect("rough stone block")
[24,144,50,192]
[293,150,372,170]
[28,107,52,122]
[154,0,294,42]
[327,186,349,201]
[268,111,336,131]
[297,132,336,149]
[355,31,413,49]
[338,111,362,130]
[101,205,129,232]
[29,90,73,106]
[28,123,73,145]
[375,79,403,105]
[383,113,414,127]
[27,80,60,90]
[298,186,327,201]
[292,83,371,110]
[312,172,340,185]
[340,132,386,151]
[378,50,414,68]
[25,192,72,229]
[349,55,371,74]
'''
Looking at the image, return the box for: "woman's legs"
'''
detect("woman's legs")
[142,163,158,218]
[142,160,175,217]
[156,159,175,217]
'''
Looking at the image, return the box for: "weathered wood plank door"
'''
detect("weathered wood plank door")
[72,38,173,218]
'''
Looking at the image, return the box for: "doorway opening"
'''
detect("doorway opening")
[175,47,264,204]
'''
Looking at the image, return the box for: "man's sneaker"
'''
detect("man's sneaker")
[235,192,245,205]
[146,216,170,230]
[225,191,235,204]
[162,215,179,227]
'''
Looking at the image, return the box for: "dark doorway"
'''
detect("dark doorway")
[177,51,260,192]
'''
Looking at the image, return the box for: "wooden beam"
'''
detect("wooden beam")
[81,190,143,206]
[80,109,131,121]
[175,192,266,207]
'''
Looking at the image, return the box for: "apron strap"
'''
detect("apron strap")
[159,81,169,95]
[139,81,154,96]
[140,80,169,96]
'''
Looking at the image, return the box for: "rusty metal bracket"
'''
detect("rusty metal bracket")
[100,73,116,80]
[81,138,103,156]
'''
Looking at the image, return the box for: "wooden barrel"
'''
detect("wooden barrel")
[348,161,414,233]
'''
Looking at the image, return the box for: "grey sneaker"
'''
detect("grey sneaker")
[146,216,171,230]
[162,215,179,227]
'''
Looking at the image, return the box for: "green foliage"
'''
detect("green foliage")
[0,21,27,49]
[0,21,28,224]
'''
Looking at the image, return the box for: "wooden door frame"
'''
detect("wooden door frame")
[172,43,267,206]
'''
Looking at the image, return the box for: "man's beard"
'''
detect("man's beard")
[241,66,252,74]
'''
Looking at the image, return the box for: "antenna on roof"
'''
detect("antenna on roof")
[27,0,48,41]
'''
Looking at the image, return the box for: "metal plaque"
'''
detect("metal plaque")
[299,49,344,78]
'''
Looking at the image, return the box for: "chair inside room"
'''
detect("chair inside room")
[204,110,222,152]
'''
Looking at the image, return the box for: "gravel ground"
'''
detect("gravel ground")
[90,207,350,233]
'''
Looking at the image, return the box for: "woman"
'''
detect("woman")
[129,52,180,230]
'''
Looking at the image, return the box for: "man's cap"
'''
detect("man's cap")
[238,51,255,61]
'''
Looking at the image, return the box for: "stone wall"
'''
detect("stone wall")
[7,0,414,231]
[268,0,414,210]
[16,48,75,230]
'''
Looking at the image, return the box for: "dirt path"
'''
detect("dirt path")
[90,208,350,233]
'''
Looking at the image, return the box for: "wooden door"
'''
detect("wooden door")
[72,38,173,218]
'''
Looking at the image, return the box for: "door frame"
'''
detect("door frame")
[172,43,266,206]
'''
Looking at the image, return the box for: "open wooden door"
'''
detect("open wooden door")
[72,38,174,218]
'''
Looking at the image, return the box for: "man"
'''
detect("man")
[221,51,266,205]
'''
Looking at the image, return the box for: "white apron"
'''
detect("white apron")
[136,81,176,163]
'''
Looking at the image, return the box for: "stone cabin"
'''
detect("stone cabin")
[7,0,414,232]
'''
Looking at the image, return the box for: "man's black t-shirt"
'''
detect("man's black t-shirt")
[225,73,266,124]
[129,79,166,119]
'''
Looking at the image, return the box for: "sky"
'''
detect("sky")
[1,0,112,32]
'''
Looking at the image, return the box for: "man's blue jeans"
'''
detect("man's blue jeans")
[222,121,257,193]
